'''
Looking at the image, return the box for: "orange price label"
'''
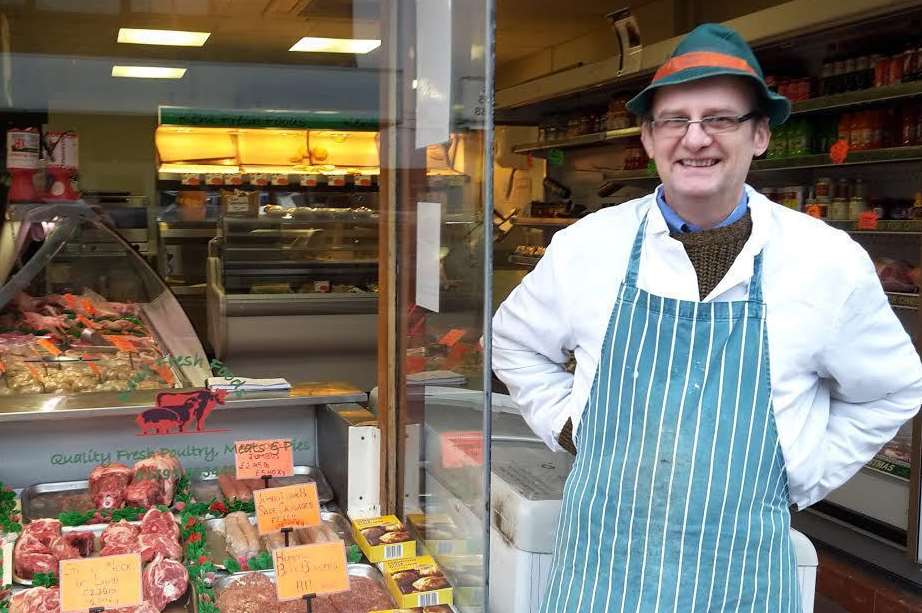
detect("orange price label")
[440,431,484,469]
[235,439,294,480]
[77,315,97,330]
[153,363,175,386]
[857,210,879,230]
[438,328,467,347]
[80,298,97,316]
[273,542,349,600]
[37,338,62,356]
[104,335,135,352]
[59,553,142,613]
[254,483,321,535]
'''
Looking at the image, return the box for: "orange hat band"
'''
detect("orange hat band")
[653,51,757,82]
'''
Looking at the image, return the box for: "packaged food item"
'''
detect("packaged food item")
[352,516,416,563]
[406,513,471,556]
[828,198,849,220]
[370,608,453,613]
[177,190,206,221]
[382,555,453,609]
[220,190,259,217]
[848,196,867,220]
[814,177,832,200]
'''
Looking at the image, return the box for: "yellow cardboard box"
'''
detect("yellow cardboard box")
[381,555,453,609]
[351,515,416,563]
[369,607,453,613]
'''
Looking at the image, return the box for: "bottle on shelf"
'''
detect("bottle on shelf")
[900,104,916,145]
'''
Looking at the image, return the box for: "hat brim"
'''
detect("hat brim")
[626,67,791,127]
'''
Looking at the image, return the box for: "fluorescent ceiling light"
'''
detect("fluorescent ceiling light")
[118,28,210,46]
[112,65,187,79]
[289,37,381,54]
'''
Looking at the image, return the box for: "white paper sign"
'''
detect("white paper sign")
[415,0,452,148]
[416,202,442,312]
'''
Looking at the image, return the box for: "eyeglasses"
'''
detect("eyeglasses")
[649,111,759,137]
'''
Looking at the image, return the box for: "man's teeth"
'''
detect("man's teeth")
[680,159,718,167]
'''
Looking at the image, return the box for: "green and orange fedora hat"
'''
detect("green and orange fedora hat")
[626,23,791,127]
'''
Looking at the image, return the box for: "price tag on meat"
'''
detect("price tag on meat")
[59,553,142,613]
[234,438,294,479]
[254,483,321,535]
[273,542,349,600]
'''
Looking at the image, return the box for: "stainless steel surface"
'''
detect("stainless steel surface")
[202,511,354,570]
[513,126,641,156]
[159,227,219,239]
[21,479,94,521]
[0,382,366,423]
[169,284,207,296]
[222,292,378,317]
[189,465,335,505]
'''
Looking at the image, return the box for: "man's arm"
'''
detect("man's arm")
[810,247,922,507]
[492,237,575,452]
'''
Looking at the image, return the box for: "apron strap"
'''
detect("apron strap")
[624,215,648,288]
[750,250,765,303]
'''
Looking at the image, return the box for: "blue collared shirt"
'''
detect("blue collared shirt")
[656,189,749,233]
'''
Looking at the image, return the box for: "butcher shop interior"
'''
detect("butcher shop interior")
[4,0,922,612]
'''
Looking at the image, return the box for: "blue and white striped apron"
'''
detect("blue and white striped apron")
[540,214,799,613]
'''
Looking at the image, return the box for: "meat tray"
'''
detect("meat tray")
[20,478,186,522]
[20,480,95,521]
[13,521,110,585]
[193,564,393,613]
[188,465,334,505]
[203,512,354,570]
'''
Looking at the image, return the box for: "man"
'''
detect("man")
[492,23,922,612]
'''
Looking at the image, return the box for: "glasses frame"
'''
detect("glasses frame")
[648,111,760,137]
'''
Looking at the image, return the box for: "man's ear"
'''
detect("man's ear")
[753,117,771,157]
[641,120,655,159]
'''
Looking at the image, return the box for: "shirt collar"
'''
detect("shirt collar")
[655,186,749,233]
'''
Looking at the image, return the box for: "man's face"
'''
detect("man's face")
[640,76,770,204]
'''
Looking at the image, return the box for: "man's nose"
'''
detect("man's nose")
[682,121,714,148]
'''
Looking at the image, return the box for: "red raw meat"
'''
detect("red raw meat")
[132,453,182,506]
[14,552,56,579]
[63,531,96,557]
[47,535,81,561]
[11,586,60,613]
[100,520,140,548]
[142,554,188,611]
[89,463,134,510]
[124,479,164,508]
[26,518,63,544]
[100,541,141,557]
[138,533,182,563]
[140,509,179,540]
[15,532,51,555]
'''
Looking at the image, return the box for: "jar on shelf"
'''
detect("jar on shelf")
[828,197,849,220]
[848,195,868,220]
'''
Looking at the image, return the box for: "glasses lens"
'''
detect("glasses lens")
[656,118,688,136]
[703,116,739,134]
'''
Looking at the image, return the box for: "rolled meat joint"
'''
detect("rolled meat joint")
[142,554,188,611]
[223,512,250,561]
[89,463,134,510]
[217,474,252,501]
[10,586,60,613]
[294,523,338,545]
[260,532,287,551]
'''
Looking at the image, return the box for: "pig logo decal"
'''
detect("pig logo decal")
[136,389,229,436]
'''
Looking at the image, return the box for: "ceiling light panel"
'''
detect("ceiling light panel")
[289,37,381,54]
[118,28,210,46]
[112,65,187,79]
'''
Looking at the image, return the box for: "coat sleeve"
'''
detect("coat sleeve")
[810,245,922,507]
[492,234,575,451]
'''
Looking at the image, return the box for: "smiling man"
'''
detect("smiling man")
[492,23,922,612]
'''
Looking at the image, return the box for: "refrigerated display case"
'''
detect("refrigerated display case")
[493,0,922,588]
[207,206,379,390]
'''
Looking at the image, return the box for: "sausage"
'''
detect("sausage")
[223,512,250,560]
[260,532,287,551]
[217,474,238,501]
[231,512,260,558]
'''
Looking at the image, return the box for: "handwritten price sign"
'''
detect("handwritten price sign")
[234,439,294,480]
[59,553,142,613]
[273,542,349,600]
[254,483,321,535]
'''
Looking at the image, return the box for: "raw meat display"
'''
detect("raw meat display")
[63,531,96,557]
[133,453,183,506]
[214,572,395,613]
[142,554,188,611]
[124,479,162,508]
[874,257,921,293]
[100,520,140,549]
[10,586,60,613]
[0,290,181,396]
[111,602,161,613]
[89,463,134,509]
[138,533,182,563]
[13,519,76,579]
[140,508,180,540]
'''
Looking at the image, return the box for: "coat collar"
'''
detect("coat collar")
[641,184,773,302]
